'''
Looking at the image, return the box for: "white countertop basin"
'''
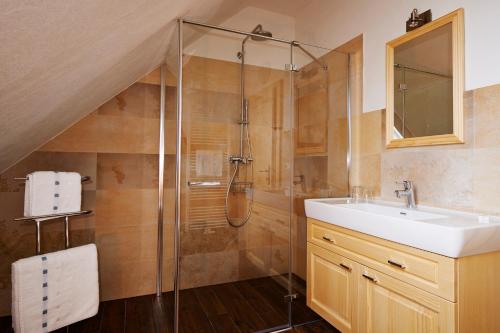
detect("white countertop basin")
[305,198,500,258]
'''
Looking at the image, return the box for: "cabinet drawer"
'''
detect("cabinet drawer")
[308,218,456,301]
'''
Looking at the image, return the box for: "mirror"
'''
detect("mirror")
[386,9,464,148]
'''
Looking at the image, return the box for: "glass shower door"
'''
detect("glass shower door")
[176,22,293,332]
[291,43,350,326]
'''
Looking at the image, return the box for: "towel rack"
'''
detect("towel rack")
[13,174,93,254]
[14,175,91,182]
[14,211,92,255]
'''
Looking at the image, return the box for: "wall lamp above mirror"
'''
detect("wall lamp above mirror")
[386,8,464,148]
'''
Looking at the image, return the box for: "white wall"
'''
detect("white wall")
[294,0,500,112]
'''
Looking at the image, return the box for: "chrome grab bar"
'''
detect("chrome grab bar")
[188,181,222,187]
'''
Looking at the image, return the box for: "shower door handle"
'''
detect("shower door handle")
[188,181,221,187]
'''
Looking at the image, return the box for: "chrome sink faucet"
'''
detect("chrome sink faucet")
[395,180,416,208]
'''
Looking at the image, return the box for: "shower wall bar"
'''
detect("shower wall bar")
[286,37,294,329]
[182,19,332,58]
[156,64,167,297]
[293,43,328,70]
[173,18,183,333]
[346,54,352,196]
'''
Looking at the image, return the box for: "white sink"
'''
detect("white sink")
[305,198,500,258]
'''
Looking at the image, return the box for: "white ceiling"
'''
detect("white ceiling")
[0,0,307,173]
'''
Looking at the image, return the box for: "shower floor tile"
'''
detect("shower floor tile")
[0,276,340,333]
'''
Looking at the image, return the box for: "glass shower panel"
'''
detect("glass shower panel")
[291,44,349,324]
[179,23,293,332]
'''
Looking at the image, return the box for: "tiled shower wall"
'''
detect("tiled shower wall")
[179,55,292,289]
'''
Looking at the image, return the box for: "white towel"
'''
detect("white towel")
[11,244,99,333]
[24,171,82,217]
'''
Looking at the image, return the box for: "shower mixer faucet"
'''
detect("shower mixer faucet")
[229,156,252,164]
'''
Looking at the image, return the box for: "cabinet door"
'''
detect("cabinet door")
[307,243,357,333]
[358,267,455,333]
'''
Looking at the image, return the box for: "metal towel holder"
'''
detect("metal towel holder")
[13,176,93,255]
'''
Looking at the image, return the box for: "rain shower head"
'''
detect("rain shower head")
[243,24,273,43]
[238,24,273,59]
[250,24,272,41]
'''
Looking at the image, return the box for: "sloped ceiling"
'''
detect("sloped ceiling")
[1,0,309,173]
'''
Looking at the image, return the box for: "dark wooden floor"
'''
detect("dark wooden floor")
[0,276,340,333]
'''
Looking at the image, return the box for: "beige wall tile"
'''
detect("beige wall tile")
[183,56,240,95]
[95,189,158,228]
[294,156,328,194]
[99,259,156,301]
[361,110,384,155]
[472,148,500,214]
[238,248,272,280]
[97,153,159,190]
[40,114,175,155]
[179,251,239,289]
[351,153,381,196]
[381,149,473,210]
[161,258,174,292]
[98,83,160,119]
[180,226,238,256]
[96,225,152,263]
[474,84,500,148]
[184,88,239,124]
[163,188,176,224]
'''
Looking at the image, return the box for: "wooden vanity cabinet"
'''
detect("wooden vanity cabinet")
[307,218,500,333]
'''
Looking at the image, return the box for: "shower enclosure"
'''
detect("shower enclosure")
[161,19,350,333]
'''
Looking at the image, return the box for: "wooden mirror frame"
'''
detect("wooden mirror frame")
[386,8,464,148]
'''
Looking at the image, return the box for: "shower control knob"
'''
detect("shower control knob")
[229,156,244,163]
